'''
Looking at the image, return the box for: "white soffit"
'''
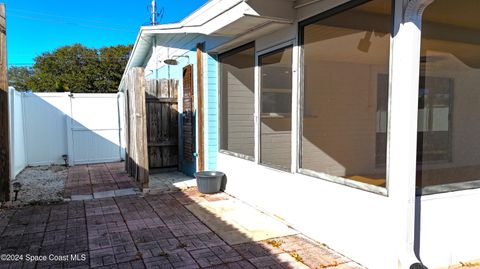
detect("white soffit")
[127,0,294,67]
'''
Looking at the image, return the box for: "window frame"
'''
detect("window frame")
[217,42,256,161]
[297,0,396,196]
[256,42,295,172]
[416,76,454,164]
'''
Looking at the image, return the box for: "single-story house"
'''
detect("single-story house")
[119,0,480,268]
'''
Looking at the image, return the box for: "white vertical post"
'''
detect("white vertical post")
[388,0,433,268]
[66,93,75,166]
[65,116,74,166]
[21,93,28,166]
[203,52,210,170]
[117,92,126,161]
[291,24,299,173]
[254,49,260,164]
[8,87,14,180]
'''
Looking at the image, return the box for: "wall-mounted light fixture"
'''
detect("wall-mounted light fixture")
[163,55,190,66]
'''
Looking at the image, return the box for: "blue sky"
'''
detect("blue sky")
[4,0,208,67]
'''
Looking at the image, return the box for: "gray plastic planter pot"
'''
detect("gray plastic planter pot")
[194,171,225,194]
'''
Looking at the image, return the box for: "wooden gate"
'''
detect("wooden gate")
[145,79,179,170]
[183,65,195,162]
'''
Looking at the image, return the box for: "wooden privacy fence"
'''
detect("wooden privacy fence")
[145,79,179,171]
[182,65,195,162]
[124,68,148,188]
[122,67,179,189]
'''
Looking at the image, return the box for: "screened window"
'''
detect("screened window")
[219,43,255,158]
[259,46,293,170]
[418,0,480,194]
[300,0,392,188]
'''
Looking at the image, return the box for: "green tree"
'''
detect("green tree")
[8,66,33,91]
[28,44,132,93]
[95,45,132,92]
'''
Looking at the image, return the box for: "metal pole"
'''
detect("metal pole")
[151,0,157,25]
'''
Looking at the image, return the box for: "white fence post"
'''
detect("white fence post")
[8,86,14,180]
[65,115,74,166]
[8,87,28,178]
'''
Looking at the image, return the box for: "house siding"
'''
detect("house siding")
[148,44,219,172]
[206,53,218,170]
[149,48,198,177]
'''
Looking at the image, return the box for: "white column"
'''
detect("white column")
[254,49,260,164]
[388,0,433,268]
[8,87,14,180]
[291,23,300,173]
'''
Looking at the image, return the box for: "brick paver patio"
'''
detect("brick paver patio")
[2,163,478,268]
[64,163,139,199]
[0,181,365,269]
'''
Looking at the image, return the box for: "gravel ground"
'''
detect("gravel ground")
[9,165,67,205]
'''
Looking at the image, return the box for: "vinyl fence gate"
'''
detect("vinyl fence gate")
[9,90,124,177]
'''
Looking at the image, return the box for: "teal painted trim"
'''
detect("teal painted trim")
[150,50,198,176]
[146,48,219,173]
[206,53,218,170]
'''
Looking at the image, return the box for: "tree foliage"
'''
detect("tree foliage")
[17,44,132,93]
[8,66,33,91]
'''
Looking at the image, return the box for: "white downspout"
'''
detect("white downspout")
[388,0,434,268]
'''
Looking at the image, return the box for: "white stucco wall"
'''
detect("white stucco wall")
[215,1,480,268]
[217,153,396,269]
[133,0,480,268]
[418,189,480,268]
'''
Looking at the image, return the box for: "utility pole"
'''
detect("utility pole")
[151,0,157,25]
[0,3,10,202]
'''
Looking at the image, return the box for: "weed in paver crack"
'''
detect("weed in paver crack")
[266,239,283,248]
[176,242,188,249]
[289,251,304,263]
[159,251,169,257]
[135,251,143,260]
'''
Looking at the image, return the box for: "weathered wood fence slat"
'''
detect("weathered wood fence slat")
[123,68,149,188]
[182,65,194,162]
[145,78,179,170]
[122,67,180,189]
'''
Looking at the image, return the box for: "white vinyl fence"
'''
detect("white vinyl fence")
[8,87,26,177]
[9,88,125,178]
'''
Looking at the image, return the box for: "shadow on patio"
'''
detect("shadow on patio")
[0,165,364,269]
[65,162,140,200]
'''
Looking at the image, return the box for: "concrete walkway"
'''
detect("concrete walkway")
[148,172,196,193]
[0,186,365,269]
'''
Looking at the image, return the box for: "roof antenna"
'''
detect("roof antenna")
[151,0,157,25]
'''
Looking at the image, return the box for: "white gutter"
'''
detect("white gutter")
[294,0,322,9]
[118,0,248,92]
[140,0,246,33]
[118,29,146,92]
